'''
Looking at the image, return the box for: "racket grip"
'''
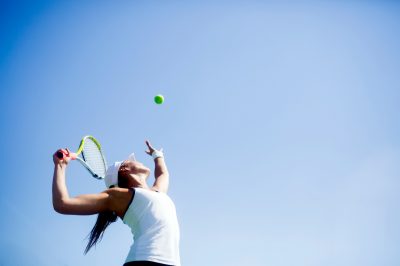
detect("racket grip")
[56,150,77,160]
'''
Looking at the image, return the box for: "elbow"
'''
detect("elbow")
[161,171,170,178]
[53,200,69,214]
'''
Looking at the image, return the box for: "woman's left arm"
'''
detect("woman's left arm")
[52,149,112,215]
[145,141,170,193]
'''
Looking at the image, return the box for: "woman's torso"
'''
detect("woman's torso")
[121,188,180,266]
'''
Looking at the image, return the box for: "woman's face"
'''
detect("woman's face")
[118,160,150,187]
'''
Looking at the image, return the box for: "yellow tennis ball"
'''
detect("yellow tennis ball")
[154,94,164,104]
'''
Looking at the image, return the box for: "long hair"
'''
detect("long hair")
[84,182,120,254]
[84,210,118,254]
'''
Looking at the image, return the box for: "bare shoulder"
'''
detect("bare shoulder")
[106,187,131,194]
[104,188,134,216]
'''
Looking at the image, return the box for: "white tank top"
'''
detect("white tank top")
[122,188,181,266]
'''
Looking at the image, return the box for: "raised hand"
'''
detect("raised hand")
[53,148,72,165]
[145,140,156,156]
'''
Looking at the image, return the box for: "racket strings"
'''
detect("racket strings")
[82,139,107,177]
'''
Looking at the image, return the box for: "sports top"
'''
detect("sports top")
[122,188,180,266]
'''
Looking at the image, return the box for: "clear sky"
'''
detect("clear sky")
[1,1,400,265]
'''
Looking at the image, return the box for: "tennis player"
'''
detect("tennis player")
[52,140,180,266]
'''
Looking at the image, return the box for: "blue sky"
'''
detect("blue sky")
[1,1,400,265]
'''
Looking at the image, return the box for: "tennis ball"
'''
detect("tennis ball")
[154,94,164,104]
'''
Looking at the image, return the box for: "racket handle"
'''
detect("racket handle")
[56,150,77,160]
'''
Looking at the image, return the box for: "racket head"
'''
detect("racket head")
[77,136,107,179]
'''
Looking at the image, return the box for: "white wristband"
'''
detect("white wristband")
[152,150,164,159]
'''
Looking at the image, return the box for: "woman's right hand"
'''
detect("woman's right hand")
[53,148,72,166]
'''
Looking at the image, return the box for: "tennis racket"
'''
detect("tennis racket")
[57,135,107,179]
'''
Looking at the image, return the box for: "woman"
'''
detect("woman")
[52,140,180,266]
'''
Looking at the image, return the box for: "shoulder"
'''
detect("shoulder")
[104,188,134,212]
[105,187,132,195]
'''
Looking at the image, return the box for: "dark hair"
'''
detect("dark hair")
[84,210,117,254]
[84,175,128,254]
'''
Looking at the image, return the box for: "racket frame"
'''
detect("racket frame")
[56,136,107,179]
[76,135,107,180]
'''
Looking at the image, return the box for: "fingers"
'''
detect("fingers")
[145,140,152,149]
[145,140,156,155]
[53,148,67,164]
[145,140,154,150]
[55,149,66,159]
[54,148,70,160]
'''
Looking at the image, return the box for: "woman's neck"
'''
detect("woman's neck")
[129,174,149,189]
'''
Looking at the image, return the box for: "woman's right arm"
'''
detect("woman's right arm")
[52,149,113,215]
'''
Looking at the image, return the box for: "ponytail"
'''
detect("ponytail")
[85,210,118,254]
[85,178,128,254]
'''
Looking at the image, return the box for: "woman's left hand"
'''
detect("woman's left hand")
[145,140,162,156]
